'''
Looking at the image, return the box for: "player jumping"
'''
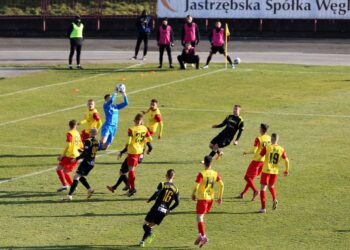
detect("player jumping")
[139,169,179,247]
[208,104,244,160]
[56,120,83,192]
[78,99,102,142]
[238,123,271,201]
[192,156,224,248]
[126,113,152,197]
[100,87,128,150]
[63,128,100,201]
[259,133,289,213]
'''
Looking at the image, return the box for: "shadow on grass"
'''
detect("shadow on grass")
[50,67,169,74]
[97,160,194,165]
[335,229,350,233]
[0,191,57,199]
[0,245,192,249]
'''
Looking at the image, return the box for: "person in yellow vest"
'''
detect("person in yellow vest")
[67,15,84,70]
[259,133,289,213]
[192,156,224,248]
[238,123,271,201]
[78,99,103,142]
[56,120,83,192]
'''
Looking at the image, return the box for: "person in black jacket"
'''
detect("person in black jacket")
[131,10,152,60]
[67,15,84,69]
[177,42,200,69]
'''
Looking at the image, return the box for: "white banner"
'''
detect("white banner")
[157,0,350,19]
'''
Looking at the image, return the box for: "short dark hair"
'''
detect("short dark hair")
[104,94,110,100]
[134,113,143,121]
[88,99,94,103]
[204,155,212,167]
[69,119,77,129]
[166,169,175,179]
[271,133,279,141]
[151,99,158,103]
[186,15,192,18]
[260,123,269,133]
[234,104,241,108]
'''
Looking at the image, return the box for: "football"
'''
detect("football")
[234,57,241,64]
[116,83,126,93]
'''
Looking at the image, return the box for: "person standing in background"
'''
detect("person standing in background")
[131,10,152,61]
[157,18,174,69]
[181,15,200,47]
[67,15,84,70]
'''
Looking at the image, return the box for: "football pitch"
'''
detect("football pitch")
[0,63,349,249]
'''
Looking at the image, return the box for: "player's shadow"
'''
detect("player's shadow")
[0,191,57,199]
[335,229,350,233]
[16,211,147,219]
[172,211,258,215]
[0,154,58,158]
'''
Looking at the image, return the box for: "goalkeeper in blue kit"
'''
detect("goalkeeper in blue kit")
[100,84,128,150]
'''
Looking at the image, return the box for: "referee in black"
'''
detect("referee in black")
[63,128,99,201]
[67,15,84,69]
[131,10,152,60]
[139,169,179,247]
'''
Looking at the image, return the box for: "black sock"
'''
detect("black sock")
[113,175,127,190]
[69,180,79,195]
[209,151,216,157]
[142,224,152,241]
[79,176,91,190]
[146,142,153,153]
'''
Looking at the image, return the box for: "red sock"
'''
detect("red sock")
[63,172,73,186]
[128,171,136,190]
[198,221,205,236]
[260,190,266,209]
[243,175,257,194]
[269,186,277,201]
[56,170,66,186]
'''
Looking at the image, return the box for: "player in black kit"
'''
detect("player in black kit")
[63,128,100,201]
[106,147,130,194]
[208,104,244,160]
[139,169,180,247]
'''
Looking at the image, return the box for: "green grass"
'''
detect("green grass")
[0,63,349,249]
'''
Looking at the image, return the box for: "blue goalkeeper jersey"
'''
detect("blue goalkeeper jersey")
[103,94,128,126]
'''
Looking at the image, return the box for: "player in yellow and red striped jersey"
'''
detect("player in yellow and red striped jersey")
[259,133,289,213]
[78,99,102,142]
[238,123,271,201]
[138,99,163,163]
[56,120,83,192]
[126,113,152,197]
[192,156,224,248]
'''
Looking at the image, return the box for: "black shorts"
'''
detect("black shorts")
[145,206,167,225]
[76,161,94,176]
[120,158,129,174]
[210,46,225,54]
[210,133,233,148]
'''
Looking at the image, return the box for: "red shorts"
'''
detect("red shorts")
[80,130,90,142]
[245,161,264,178]
[147,128,155,136]
[59,157,78,172]
[196,200,213,214]
[127,154,141,167]
[260,173,278,186]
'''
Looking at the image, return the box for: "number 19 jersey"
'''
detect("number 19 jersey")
[260,144,287,175]
[195,169,221,200]
[127,125,152,154]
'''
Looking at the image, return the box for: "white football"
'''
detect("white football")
[234,57,241,64]
[116,83,126,93]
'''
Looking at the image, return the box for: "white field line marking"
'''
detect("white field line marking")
[0,150,118,185]
[0,63,141,98]
[0,68,225,127]
[0,144,62,150]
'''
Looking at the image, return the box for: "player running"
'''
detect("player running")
[139,169,179,247]
[259,133,289,213]
[192,156,224,248]
[56,120,83,192]
[63,128,100,201]
[126,113,152,197]
[208,104,244,160]
[100,86,128,150]
[139,99,164,163]
[78,99,102,142]
[238,123,271,201]
[203,20,235,69]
